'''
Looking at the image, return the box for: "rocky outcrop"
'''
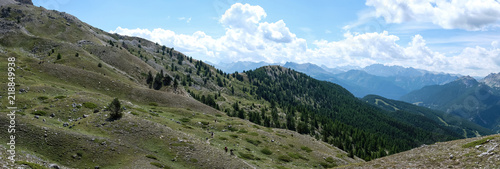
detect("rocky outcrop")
[482,72,500,88]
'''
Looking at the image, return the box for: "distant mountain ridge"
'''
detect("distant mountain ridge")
[401,75,500,132]
[362,64,427,77]
[212,61,272,73]
[279,62,458,99]
[482,72,500,89]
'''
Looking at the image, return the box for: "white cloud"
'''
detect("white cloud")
[220,3,266,32]
[492,41,499,49]
[178,17,192,23]
[365,0,500,31]
[111,3,500,77]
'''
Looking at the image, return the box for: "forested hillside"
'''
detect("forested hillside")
[237,66,461,160]
[362,95,493,138]
[401,76,500,132]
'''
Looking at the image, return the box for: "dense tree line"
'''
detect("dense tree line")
[240,66,457,160]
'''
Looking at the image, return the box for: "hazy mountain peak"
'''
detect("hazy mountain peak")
[482,72,500,88]
[451,76,479,88]
[362,64,426,77]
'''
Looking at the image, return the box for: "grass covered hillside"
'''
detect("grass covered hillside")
[342,134,500,168]
[0,2,361,168]
[0,1,493,168]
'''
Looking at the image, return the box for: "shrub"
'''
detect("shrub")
[320,162,337,168]
[238,129,248,133]
[54,95,66,99]
[179,118,190,123]
[230,134,238,138]
[278,155,292,162]
[228,127,238,132]
[149,102,158,106]
[98,63,102,67]
[287,152,308,161]
[261,148,272,155]
[146,154,158,160]
[83,102,97,109]
[38,96,49,100]
[239,152,259,160]
[219,137,228,141]
[325,156,335,163]
[108,98,123,120]
[32,111,47,116]
[301,146,313,153]
[246,138,261,146]
[57,53,61,60]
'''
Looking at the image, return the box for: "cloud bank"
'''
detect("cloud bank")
[366,0,500,31]
[111,3,500,77]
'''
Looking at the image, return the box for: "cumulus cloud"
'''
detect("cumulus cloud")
[111,3,500,77]
[366,0,500,31]
[220,3,266,32]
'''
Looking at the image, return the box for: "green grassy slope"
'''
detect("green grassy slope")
[0,2,493,168]
[0,3,361,168]
[341,134,500,168]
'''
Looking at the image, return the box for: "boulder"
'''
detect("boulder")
[49,164,60,169]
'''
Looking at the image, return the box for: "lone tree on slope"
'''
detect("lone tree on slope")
[108,98,123,120]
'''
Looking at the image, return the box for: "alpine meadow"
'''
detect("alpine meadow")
[1,0,500,168]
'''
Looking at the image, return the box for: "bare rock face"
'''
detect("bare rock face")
[455,75,478,88]
[482,72,500,88]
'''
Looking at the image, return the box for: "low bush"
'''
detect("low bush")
[261,148,272,155]
[83,102,97,109]
[278,155,292,162]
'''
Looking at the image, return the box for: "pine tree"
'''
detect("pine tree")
[163,75,172,86]
[238,109,245,119]
[108,98,123,120]
[153,73,163,90]
[146,71,153,86]
[173,78,178,89]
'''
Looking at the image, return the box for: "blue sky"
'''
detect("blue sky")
[33,0,500,76]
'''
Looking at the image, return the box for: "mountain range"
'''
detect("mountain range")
[0,1,498,168]
[215,61,459,99]
[401,76,500,133]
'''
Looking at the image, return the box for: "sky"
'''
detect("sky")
[33,0,500,77]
